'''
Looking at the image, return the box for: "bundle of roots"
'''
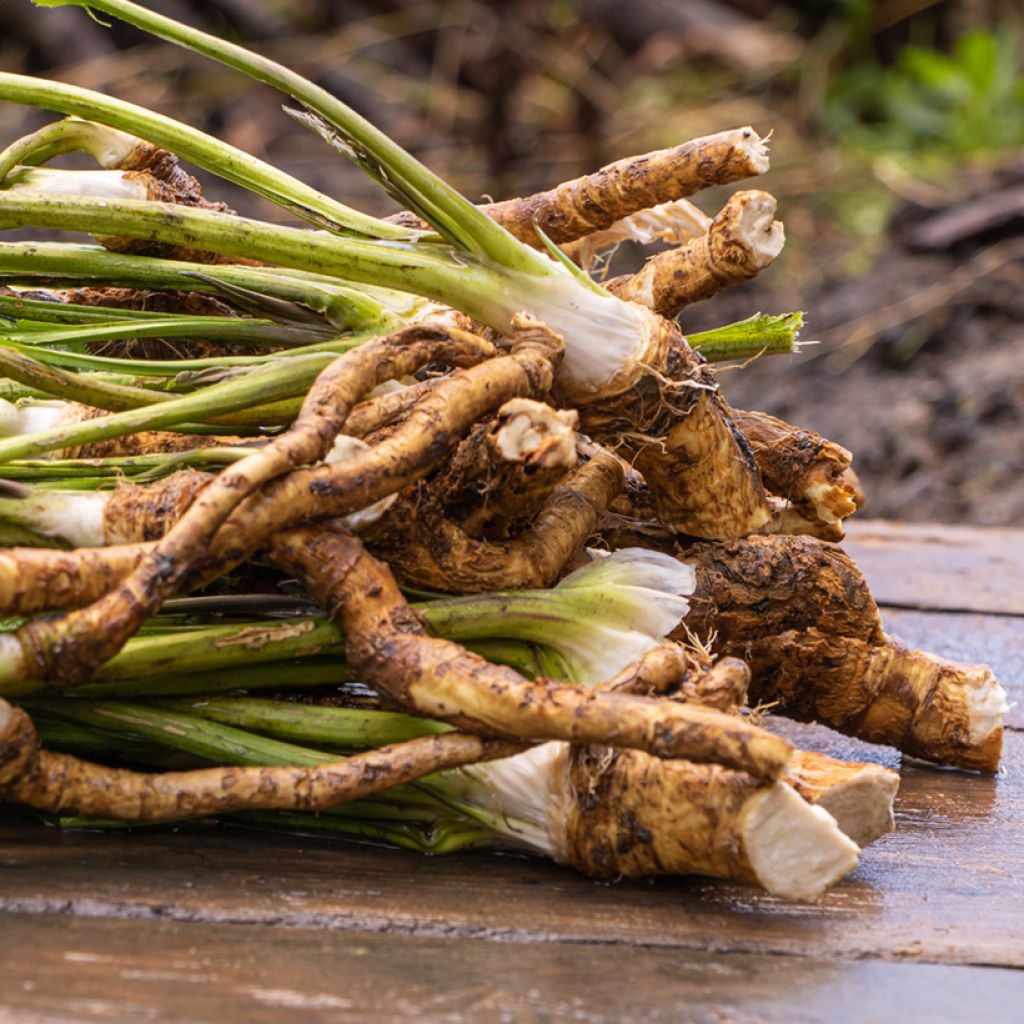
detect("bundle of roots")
[0,0,1006,902]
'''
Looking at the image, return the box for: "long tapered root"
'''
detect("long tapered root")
[784,750,899,848]
[745,631,1006,772]
[269,524,793,779]
[607,191,785,318]
[478,128,769,247]
[0,699,518,823]
[733,409,860,527]
[554,745,858,899]
[369,448,623,591]
[6,324,502,684]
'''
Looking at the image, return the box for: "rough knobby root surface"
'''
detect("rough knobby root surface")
[0,698,515,823]
[558,744,858,899]
[744,630,1005,772]
[269,524,793,779]
[678,534,885,646]
[733,408,860,526]
[606,191,784,318]
[368,449,623,592]
[567,311,770,539]
[482,128,769,247]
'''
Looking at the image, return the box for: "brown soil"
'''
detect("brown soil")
[682,175,1024,527]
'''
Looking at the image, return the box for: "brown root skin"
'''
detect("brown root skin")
[0,698,517,823]
[601,643,750,712]
[783,749,899,848]
[558,745,858,898]
[102,470,213,543]
[437,398,579,540]
[367,448,624,592]
[734,409,860,526]
[742,630,1004,773]
[634,382,771,540]
[0,543,151,615]
[13,325,500,685]
[567,312,770,539]
[475,127,769,247]
[61,431,256,461]
[270,524,793,779]
[606,191,784,318]
[677,534,885,647]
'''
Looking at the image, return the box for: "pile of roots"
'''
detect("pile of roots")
[0,0,1007,901]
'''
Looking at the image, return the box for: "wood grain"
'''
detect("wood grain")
[2,727,1022,967]
[1,522,1022,1022]
[844,519,1024,615]
[2,911,1023,1024]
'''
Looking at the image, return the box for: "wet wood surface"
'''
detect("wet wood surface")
[2,519,1023,1022]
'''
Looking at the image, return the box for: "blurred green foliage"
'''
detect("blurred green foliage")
[825,29,1024,165]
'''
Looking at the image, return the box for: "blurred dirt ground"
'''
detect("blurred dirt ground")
[1,0,1021,525]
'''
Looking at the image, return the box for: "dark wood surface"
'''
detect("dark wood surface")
[2,520,1023,1022]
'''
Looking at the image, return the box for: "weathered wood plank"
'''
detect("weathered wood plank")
[844,519,1024,615]
[2,726,1021,967]
[2,911,1023,1024]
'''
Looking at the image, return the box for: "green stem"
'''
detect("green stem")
[0,448,256,481]
[0,352,333,462]
[18,658,350,700]
[0,242,395,333]
[233,811,495,854]
[160,695,451,749]
[688,312,805,363]
[0,193,509,321]
[0,76,410,239]
[0,343,176,410]
[30,699,460,820]
[32,0,542,270]
[5,315,331,350]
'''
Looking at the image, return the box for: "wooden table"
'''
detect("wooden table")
[2,521,1023,1022]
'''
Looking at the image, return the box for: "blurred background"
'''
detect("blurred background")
[1,0,1022,525]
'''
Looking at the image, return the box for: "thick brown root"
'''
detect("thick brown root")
[566,311,770,539]
[0,543,150,615]
[435,398,578,539]
[388,129,767,246]
[742,630,1006,773]
[606,191,785,318]
[11,325,499,684]
[556,744,858,898]
[476,128,769,247]
[678,534,885,647]
[269,524,793,779]
[784,750,899,848]
[637,389,770,540]
[733,409,860,527]
[0,699,516,823]
[369,448,622,592]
